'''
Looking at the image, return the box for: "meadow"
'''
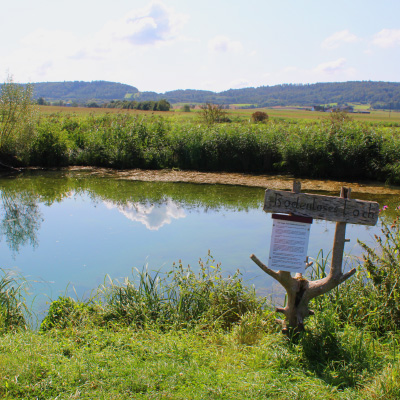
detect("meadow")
[39,104,400,125]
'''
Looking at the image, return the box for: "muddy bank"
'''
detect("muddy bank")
[66,167,400,196]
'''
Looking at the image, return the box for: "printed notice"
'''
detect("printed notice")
[269,214,312,273]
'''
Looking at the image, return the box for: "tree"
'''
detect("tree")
[86,101,99,108]
[0,75,37,164]
[200,103,230,124]
[156,99,171,111]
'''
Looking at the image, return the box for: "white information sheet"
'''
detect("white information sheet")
[269,214,312,273]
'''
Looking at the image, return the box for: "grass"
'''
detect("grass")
[2,326,397,400]
[0,270,29,333]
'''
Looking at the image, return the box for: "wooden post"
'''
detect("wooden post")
[330,187,351,280]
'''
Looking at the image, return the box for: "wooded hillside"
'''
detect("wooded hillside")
[24,80,400,109]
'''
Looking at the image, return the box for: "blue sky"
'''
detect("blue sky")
[1,0,399,92]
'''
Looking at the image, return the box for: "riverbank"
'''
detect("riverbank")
[66,166,400,194]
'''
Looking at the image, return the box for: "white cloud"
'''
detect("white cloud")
[321,30,359,49]
[372,29,400,48]
[2,1,189,84]
[208,35,243,54]
[100,1,188,47]
[313,58,349,75]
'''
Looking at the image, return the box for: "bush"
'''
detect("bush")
[40,296,97,331]
[251,111,268,123]
[30,121,70,166]
[200,103,229,124]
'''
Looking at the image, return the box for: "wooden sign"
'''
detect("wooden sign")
[269,214,312,273]
[264,189,379,226]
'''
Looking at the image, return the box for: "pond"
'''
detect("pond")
[1,169,399,317]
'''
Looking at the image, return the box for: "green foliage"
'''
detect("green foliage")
[40,296,96,331]
[181,104,191,112]
[200,103,230,124]
[0,75,38,163]
[105,98,171,111]
[357,215,400,332]
[30,120,70,166]
[0,270,28,333]
[299,312,379,388]
[2,110,399,183]
[329,110,353,127]
[306,210,400,335]
[41,256,265,331]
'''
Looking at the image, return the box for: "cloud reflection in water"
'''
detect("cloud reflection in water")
[104,199,186,230]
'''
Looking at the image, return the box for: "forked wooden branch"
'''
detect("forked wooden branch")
[251,184,357,333]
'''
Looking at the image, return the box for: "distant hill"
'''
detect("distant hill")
[30,80,400,109]
[33,81,139,102]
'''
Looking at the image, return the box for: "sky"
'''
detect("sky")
[1,0,400,93]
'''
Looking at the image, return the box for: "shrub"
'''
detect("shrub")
[30,121,70,166]
[251,111,268,123]
[200,103,229,125]
[40,296,97,331]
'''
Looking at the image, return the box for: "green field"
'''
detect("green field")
[38,104,400,125]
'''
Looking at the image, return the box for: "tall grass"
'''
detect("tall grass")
[40,255,268,332]
[304,209,400,335]
[0,269,29,332]
[3,112,400,184]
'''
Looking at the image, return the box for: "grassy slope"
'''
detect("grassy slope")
[1,326,398,400]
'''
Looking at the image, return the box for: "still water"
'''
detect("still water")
[0,170,399,314]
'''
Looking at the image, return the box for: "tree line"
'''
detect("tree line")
[6,80,400,110]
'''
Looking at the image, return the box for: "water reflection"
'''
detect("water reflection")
[104,199,186,230]
[0,169,399,308]
[0,189,43,253]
